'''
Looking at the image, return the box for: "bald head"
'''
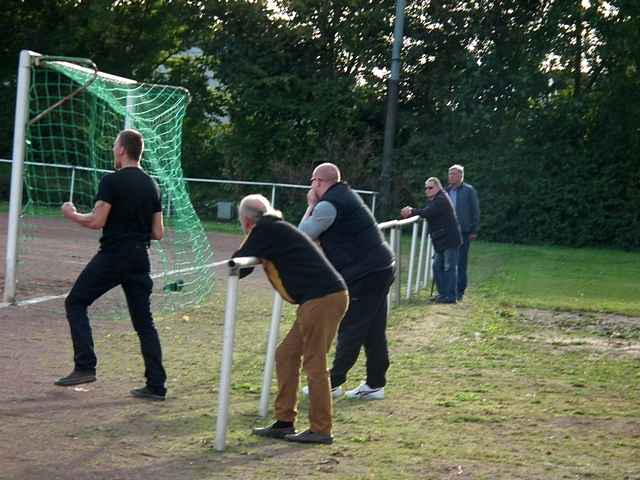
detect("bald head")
[310,163,341,199]
[312,163,341,184]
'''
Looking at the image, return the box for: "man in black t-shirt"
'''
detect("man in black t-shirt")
[55,129,168,401]
[233,194,349,445]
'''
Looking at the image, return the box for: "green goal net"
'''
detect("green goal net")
[14,54,215,311]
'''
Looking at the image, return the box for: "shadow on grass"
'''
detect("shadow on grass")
[13,411,312,480]
[0,389,138,417]
[17,445,305,480]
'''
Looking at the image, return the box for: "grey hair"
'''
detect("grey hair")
[238,194,282,223]
[449,164,464,179]
[425,177,443,189]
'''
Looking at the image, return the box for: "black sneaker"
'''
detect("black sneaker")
[284,429,333,445]
[54,370,96,386]
[253,421,296,439]
[130,386,166,401]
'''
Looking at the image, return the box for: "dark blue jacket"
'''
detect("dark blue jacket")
[446,183,480,234]
[412,190,462,252]
[319,182,394,286]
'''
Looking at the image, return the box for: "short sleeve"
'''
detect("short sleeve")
[95,174,115,205]
[152,180,162,213]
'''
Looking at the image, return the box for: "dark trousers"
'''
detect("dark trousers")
[458,234,471,297]
[65,244,167,395]
[330,267,395,389]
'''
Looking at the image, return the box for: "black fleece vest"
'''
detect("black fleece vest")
[319,183,394,285]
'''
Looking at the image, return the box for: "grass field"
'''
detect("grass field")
[81,237,640,479]
[91,278,639,479]
[2,204,639,478]
[470,241,640,316]
[391,233,640,316]
[3,198,637,314]
[3,198,637,316]
[202,221,640,316]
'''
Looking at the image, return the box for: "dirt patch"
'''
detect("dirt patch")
[516,308,640,357]
[518,308,640,339]
[0,210,272,480]
[550,416,640,437]
[2,210,638,480]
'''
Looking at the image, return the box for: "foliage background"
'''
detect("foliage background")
[1,0,638,248]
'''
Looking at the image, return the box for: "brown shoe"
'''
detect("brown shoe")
[54,370,96,386]
[253,422,296,439]
[284,429,333,445]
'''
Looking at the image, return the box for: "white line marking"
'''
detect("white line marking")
[18,294,66,305]
[0,259,232,309]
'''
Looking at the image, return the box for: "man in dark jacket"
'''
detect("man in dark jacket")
[401,177,462,303]
[299,163,395,400]
[233,194,348,445]
[446,165,480,301]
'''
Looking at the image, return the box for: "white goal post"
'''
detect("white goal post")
[3,50,139,303]
[4,50,35,304]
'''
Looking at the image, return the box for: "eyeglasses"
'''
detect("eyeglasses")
[425,186,435,191]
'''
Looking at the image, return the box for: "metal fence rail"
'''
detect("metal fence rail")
[1,160,433,453]
[1,157,380,303]
[215,216,432,451]
[0,158,378,214]
[379,216,433,305]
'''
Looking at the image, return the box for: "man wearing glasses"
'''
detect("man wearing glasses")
[299,163,395,401]
[401,177,462,304]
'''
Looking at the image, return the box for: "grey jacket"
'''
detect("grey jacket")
[446,183,480,234]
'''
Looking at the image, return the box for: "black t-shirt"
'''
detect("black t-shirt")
[95,167,162,251]
[232,215,346,305]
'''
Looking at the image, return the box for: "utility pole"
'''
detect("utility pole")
[379,0,406,217]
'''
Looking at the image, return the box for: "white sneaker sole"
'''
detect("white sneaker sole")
[302,386,343,399]
[345,386,384,400]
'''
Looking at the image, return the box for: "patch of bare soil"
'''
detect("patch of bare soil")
[517,308,640,357]
[0,216,271,480]
[550,416,640,437]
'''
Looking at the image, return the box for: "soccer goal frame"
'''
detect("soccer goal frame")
[4,50,38,303]
[4,51,134,303]
[3,50,213,307]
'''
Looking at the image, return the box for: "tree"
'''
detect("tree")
[199,0,394,185]
[1,0,638,247]
[0,0,209,159]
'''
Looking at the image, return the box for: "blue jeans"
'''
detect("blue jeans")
[458,234,471,298]
[433,247,459,302]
